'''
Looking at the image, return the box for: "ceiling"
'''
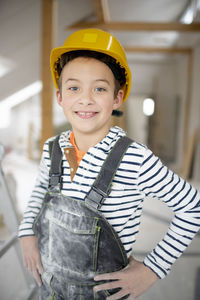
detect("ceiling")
[0,0,200,105]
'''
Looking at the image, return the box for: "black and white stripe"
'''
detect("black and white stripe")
[19,126,200,279]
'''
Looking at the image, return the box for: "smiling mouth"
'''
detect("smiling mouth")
[75,111,98,119]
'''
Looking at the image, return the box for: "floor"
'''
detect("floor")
[0,152,200,300]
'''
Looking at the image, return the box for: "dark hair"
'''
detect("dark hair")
[56,50,126,98]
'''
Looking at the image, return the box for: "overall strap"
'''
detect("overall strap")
[48,135,62,189]
[85,136,133,209]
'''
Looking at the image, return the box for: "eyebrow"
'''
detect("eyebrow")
[64,78,80,84]
[64,78,110,85]
[94,79,110,85]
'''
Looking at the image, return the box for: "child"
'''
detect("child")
[19,28,200,300]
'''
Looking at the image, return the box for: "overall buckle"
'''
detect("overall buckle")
[85,186,107,209]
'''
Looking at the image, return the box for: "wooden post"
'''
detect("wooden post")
[183,51,193,152]
[40,0,55,152]
[180,128,198,179]
[92,0,110,22]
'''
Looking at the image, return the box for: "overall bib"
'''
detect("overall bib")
[34,136,132,300]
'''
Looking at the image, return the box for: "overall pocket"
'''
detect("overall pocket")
[45,207,100,275]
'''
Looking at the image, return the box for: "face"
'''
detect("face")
[56,57,124,141]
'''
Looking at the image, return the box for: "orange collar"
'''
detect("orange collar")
[70,132,86,166]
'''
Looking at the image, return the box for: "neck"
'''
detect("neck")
[72,128,111,152]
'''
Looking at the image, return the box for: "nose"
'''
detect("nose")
[78,89,94,106]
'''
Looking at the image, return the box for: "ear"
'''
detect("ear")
[113,89,124,110]
[56,89,62,106]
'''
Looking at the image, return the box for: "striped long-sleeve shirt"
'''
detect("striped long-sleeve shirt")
[18,126,200,279]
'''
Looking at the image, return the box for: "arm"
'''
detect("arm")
[94,148,200,298]
[19,140,51,285]
[138,148,200,279]
[18,149,49,237]
[20,235,43,286]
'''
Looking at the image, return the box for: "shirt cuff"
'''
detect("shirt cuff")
[143,254,170,279]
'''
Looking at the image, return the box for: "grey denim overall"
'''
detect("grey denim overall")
[34,136,133,300]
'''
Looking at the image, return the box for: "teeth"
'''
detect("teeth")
[78,112,94,116]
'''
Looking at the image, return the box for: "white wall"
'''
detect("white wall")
[127,57,183,165]
[127,46,199,176]
[189,44,200,135]
[0,0,41,102]
[126,95,149,144]
[174,55,188,168]
[174,44,200,178]
[189,44,200,180]
[0,95,41,159]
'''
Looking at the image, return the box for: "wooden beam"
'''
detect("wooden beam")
[67,21,200,32]
[92,0,110,22]
[124,46,192,54]
[40,0,55,152]
[180,128,197,179]
[100,0,110,22]
[92,0,104,22]
[183,51,193,152]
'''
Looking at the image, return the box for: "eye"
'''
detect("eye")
[69,86,79,91]
[95,87,106,92]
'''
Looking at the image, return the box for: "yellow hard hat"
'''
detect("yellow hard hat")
[50,28,131,101]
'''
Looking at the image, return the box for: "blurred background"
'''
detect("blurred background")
[0,0,200,299]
